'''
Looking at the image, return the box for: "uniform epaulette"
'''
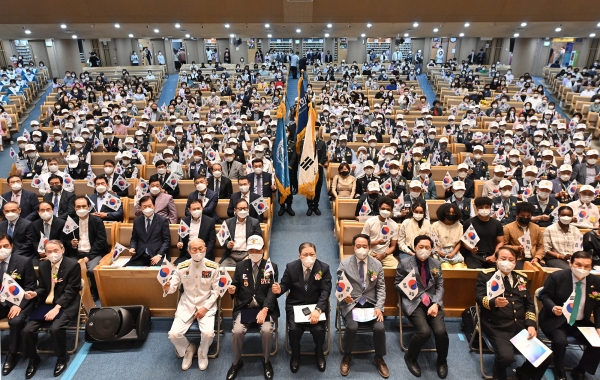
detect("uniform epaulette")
[482,268,495,274]
[205,260,218,269]
[177,260,191,269]
[513,270,527,279]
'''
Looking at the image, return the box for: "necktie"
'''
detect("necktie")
[53,194,59,216]
[146,218,151,232]
[215,179,220,194]
[253,264,259,285]
[44,222,50,238]
[7,223,14,238]
[256,175,263,196]
[420,262,431,306]
[304,268,310,291]
[359,261,366,305]
[0,261,6,282]
[12,192,19,205]
[569,281,583,325]
[46,265,58,305]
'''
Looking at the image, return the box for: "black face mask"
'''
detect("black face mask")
[340,171,349,177]
[50,185,62,193]
[517,217,531,225]
[368,193,379,199]
[445,214,460,222]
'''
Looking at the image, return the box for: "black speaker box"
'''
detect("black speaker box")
[85,305,151,343]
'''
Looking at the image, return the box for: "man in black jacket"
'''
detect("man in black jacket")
[306,130,328,216]
[0,201,35,260]
[220,199,262,267]
[227,176,263,222]
[43,175,76,220]
[2,175,39,221]
[176,200,216,264]
[125,196,171,266]
[0,233,37,376]
[272,242,332,373]
[539,251,600,380]
[226,236,279,380]
[208,163,233,199]
[22,240,81,378]
[30,202,68,266]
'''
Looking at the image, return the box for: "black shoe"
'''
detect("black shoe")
[290,356,300,373]
[555,368,567,380]
[437,361,448,379]
[571,367,585,380]
[54,356,68,377]
[263,359,274,380]
[278,207,286,216]
[316,353,326,372]
[2,353,17,376]
[25,356,41,379]
[314,208,322,216]
[306,209,313,216]
[404,355,421,377]
[292,189,297,195]
[226,360,243,380]
[286,208,296,216]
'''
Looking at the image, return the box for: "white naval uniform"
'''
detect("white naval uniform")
[166,258,220,357]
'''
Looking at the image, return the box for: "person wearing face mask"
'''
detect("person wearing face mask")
[208,163,233,199]
[572,149,600,185]
[475,247,548,380]
[18,144,47,180]
[402,147,426,181]
[220,199,262,268]
[502,202,545,270]
[567,185,600,229]
[395,235,450,378]
[397,201,430,256]
[461,197,505,269]
[102,127,121,153]
[431,203,467,268]
[30,201,68,265]
[0,200,36,259]
[525,180,559,227]
[442,163,474,200]
[355,181,382,220]
[248,159,276,200]
[67,197,107,300]
[356,161,381,198]
[538,250,600,380]
[551,164,578,203]
[512,165,538,199]
[87,176,124,222]
[227,175,264,222]
[0,233,36,376]
[185,175,218,222]
[22,239,81,378]
[221,148,245,181]
[70,137,91,165]
[569,140,587,167]
[226,236,279,380]
[331,162,357,200]
[482,165,506,199]
[125,195,171,267]
[175,200,216,265]
[416,163,437,200]
[337,234,389,378]
[1,175,39,221]
[361,196,399,268]
[492,180,520,226]
[447,181,474,222]
[136,179,177,224]
[163,238,219,372]
[42,174,75,220]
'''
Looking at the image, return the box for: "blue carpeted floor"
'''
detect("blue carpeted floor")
[0,75,597,380]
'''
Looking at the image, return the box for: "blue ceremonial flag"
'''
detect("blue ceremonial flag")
[274,102,291,204]
[294,71,308,153]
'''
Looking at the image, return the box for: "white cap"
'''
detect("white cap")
[254,145,265,152]
[400,131,409,137]
[52,129,62,135]
[586,149,598,156]
[193,146,203,153]
[364,160,374,168]
[17,136,27,142]
[367,181,380,192]
[121,151,132,158]
[166,136,176,142]
[541,149,553,157]
[24,144,36,151]
[368,135,377,142]
[412,147,423,154]
[175,119,183,124]
[409,180,423,188]
[509,149,520,156]
[504,138,514,145]
[67,155,79,168]
[224,148,234,155]
[575,140,586,147]
[448,115,455,120]
[389,160,400,167]
[339,135,348,141]
[499,179,512,188]
[494,165,507,173]
[104,127,113,134]
[538,180,553,191]
[74,136,85,143]
[559,164,572,172]
[81,128,90,134]
[458,163,469,170]
[396,114,404,120]
[473,145,484,152]
[534,130,543,136]
[420,163,431,171]
[124,137,134,144]
[30,120,39,126]
[228,137,238,144]
[174,126,184,133]
[203,134,213,140]
[32,131,41,137]
[539,140,551,147]
[169,115,177,120]
[353,115,360,120]
[134,130,144,136]
[371,121,379,127]
[163,148,173,155]
[141,114,150,120]
[453,181,466,190]
[580,185,595,193]
[524,165,538,174]
[390,138,399,145]
[439,137,448,143]
[414,138,424,145]
[215,113,223,119]
[344,118,351,123]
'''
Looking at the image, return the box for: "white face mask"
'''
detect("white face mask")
[76,209,89,218]
[478,208,491,217]
[493,175,503,182]
[164,157,173,163]
[571,267,590,280]
[509,157,519,163]
[191,252,205,262]
[254,167,263,175]
[559,215,572,225]
[0,248,10,261]
[497,259,515,274]
[4,212,18,222]
[150,187,161,195]
[560,174,571,182]
[213,170,222,178]
[538,191,550,200]
[196,183,207,192]
[239,185,249,193]
[237,210,249,219]
[96,185,107,194]
[454,190,465,199]
[501,190,512,198]
[389,169,399,176]
[249,253,263,263]
[157,168,167,175]
[142,208,154,217]
[365,168,374,176]
[581,195,594,203]
[47,253,62,264]
[191,210,202,219]
[458,171,467,179]
[354,248,369,260]
[415,249,431,261]
[474,154,482,160]
[10,183,22,191]
[410,191,421,199]
[587,158,598,165]
[379,210,391,219]
[226,156,234,162]
[301,256,316,268]
[420,173,429,180]
[413,213,424,221]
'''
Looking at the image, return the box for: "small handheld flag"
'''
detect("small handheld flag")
[486,270,506,299]
[31,174,44,188]
[62,216,79,235]
[63,175,74,192]
[359,199,372,216]
[562,290,576,323]
[399,268,419,300]
[37,232,49,253]
[9,148,18,161]
[264,258,275,278]
[165,173,178,190]
[216,268,232,297]
[114,175,130,190]
[442,171,454,190]
[0,274,24,306]
[112,243,127,261]
[251,197,269,215]
[567,180,578,198]
[461,224,480,249]
[157,258,176,286]
[335,271,354,302]
[178,219,190,238]
[103,192,122,211]
[217,223,231,246]
[380,177,393,196]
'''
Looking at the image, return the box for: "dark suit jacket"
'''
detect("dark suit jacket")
[65,215,108,259]
[43,190,76,220]
[3,254,36,310]
[208,176,233,199]
[527,195,559,227]
[177,215,216,262]
[539,269,600,331]
[220,216,262,263]
[277,259,332,318]
[30,217,69,264]
[1,190,39,221]
[106,173,129,197]
[149,173,180,198]
[0,217,35,260]
[34,256,81,320]
[87,192,124,222]
[227,191,263,222]
[443,177,474,199]
[129,214,171,260]
[248,172,274,198]
[231,259,280,320]
[185,189,219,222]
[571,163,600,185]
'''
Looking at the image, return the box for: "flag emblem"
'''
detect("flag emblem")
[579,211,587,218]
[139,182,148,190]
[383,183,391,191]
[159,268,171,278]
[523,187,532,197]
[468,232,477,240]
[492,188,499,195]
[443,177,451,184]
[64,177,73,185]
[257,203,265,211]
[360,205,369,213]
[218,276,229,287]
[207,151,216,160]
[566,302,574,313]
[117,179,127,187]
[491,280,500,291]
[408,279,417,290]
[9,285,20,296]
[381,226,390,235]
[33,177,42,186]
[336,282,347,292]
[108,198,118,207]
[219,229,228,239]
[169,178,177,187]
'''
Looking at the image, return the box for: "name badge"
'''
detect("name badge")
[201,270,212,278]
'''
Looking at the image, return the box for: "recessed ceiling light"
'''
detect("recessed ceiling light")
[459,33,465,37]
[464,22,470,27]
[24,30,31,34]
[413,22,419,28]
[433,28,439,32]
[267,34,272,38]
[72,35,77,39]
[114,23,120,28]
[367,23,372,28]
[296,28,301,33]
[175,23,180,28]
[154,29,159,33]
[224,24,230,28]
[60,24,66,29]
[514,33,520,37]
[325,33,330,37]
[521,22,527,27]
[265,23,270,28]
[327,23,332,28]
[591,33,597,37]
[229,34,235,38]
[555,27,562,32]
[404,33,409,37]
[185,34,190,38]
[361,33,366,37]
[597,22,600,27]
[128,34,134,38]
